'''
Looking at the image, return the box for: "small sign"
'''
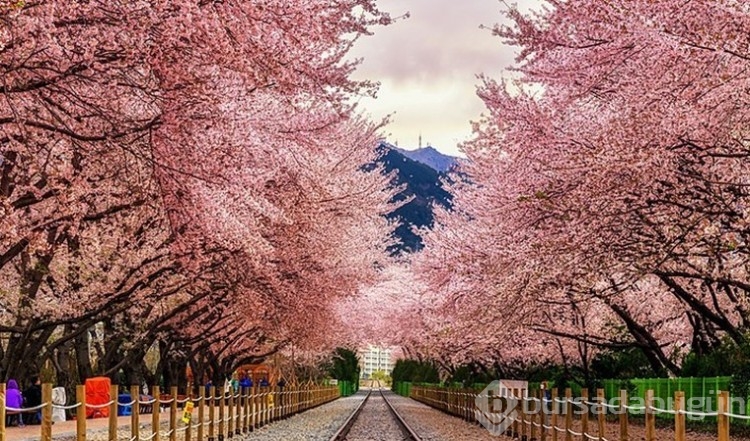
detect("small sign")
[182,401,194,423]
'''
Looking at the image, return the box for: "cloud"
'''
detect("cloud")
[349,0,543,156]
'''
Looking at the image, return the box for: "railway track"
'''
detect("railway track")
[329,387,421,441]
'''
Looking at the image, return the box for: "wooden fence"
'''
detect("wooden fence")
[411,385,745,441]
[0,382,338,441]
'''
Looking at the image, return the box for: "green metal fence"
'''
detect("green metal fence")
[603,376,748,422]
[393,381,411,397]
[604,376,730,402]
[338,380,358,397]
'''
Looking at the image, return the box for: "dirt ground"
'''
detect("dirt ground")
[507,415,746,441]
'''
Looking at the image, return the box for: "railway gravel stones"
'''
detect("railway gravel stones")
[385,391,512,441]
[26,394,367,441]
[246,391,368,441]
[344,391,406,440]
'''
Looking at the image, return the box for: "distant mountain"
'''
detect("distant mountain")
[376,143,452,253]
[394,145,459,173]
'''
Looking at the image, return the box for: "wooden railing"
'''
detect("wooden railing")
[411,385,739,441]
[0,382,339,441]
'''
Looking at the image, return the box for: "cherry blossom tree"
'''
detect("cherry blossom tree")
[0,0,398,384]
[411,0,750,377]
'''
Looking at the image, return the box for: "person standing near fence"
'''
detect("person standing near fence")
[240,374,252,390]
[231,373,239,394]
[5,379,24,427]
[541,380,551,413]
[22,376,42,425]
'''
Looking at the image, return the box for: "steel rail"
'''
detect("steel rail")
[379,388,422,441]
[328,389,372,441]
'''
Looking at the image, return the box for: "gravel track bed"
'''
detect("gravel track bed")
[384,391,511,441]
[561,416,750,441]
[242,391,367,441]
[36,394,367,441]
[42,420,186,441]
[345,390,404,441]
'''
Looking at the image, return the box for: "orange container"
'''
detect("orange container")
[85,377,111,418]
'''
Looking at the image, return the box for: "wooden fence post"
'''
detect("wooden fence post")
[169,386,177,441]
[619,389,628,441]
[518,390,529,440]
[675,391,685,441]
[108,384,117,441]
[0,383,5,441]
[512,388,520,437]
[263,387,268,426]
[152,386,161,441]
[541,388,547,441]
[131,385,140,441]
[458,388,465,422]
[259,386,264,428]
[597,389,605,441]
[718,391,729,441]
[457,388,463,422]
[259,386,264,427]
[530,390,537,441]
[258,388,263,428]
[290,386,295,417]
[218,388,225,441]
[40,383,52,441]
[235,389,241,433]
[185,388,192,441]
[551,388,558,441]
[197,387,205,441]
[208,386,215,441]
[227,389,234,437]
[294,385,301,413]
[581,388,589,441]
[565,388,573,441]
[249,386,256,431]
[645,389,655,441]
[272,388,277,420]
[446,388,451,416]
[282,387,286,417]
[235,390,242,435]
[488,389,495,430]
[77,385,87,441]
[242,387,248,433]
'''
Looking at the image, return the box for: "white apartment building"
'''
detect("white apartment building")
[359,345,395,378]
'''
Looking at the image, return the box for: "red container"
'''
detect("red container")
[85,377,111,418]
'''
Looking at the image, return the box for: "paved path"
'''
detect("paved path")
[6,411,175,441]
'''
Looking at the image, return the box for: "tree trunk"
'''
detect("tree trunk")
[75,331,94,380]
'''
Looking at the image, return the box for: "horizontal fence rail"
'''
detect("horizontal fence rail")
[410,384,737,441]
[0,382,338,441]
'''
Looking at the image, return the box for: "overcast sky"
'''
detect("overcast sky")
[349,0,541,156]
